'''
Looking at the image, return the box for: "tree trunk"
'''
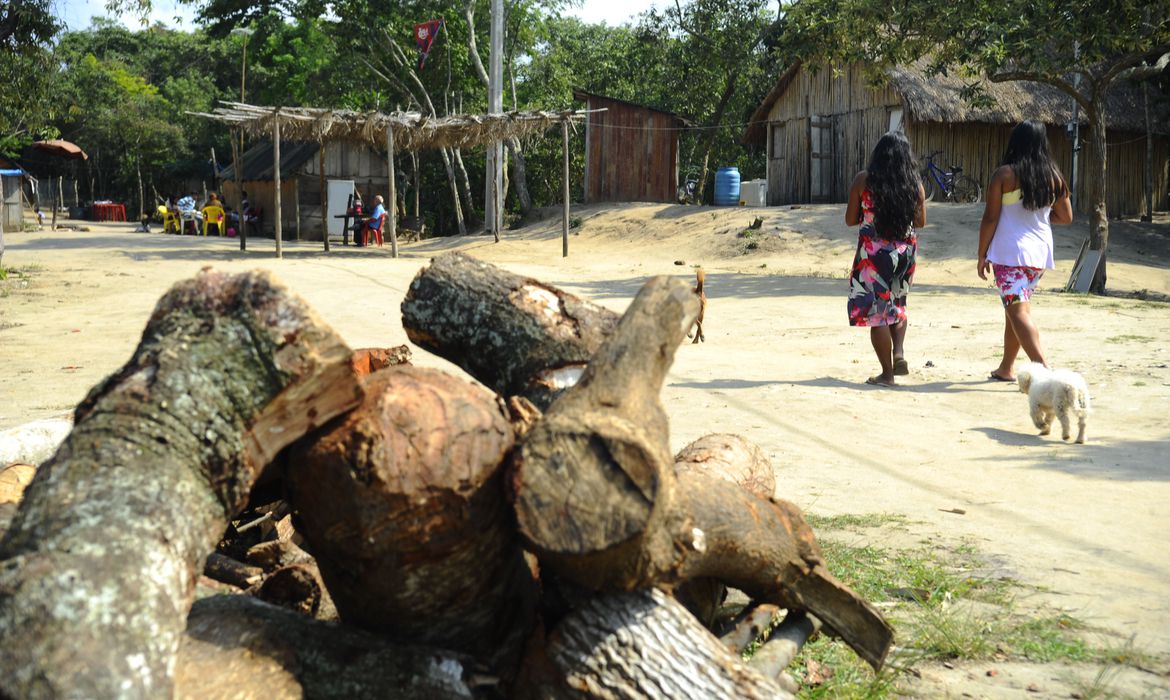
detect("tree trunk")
[439,147,468,235]
[533,588,793,700]
[695,72,740,202]
[511,276,892,669]
[177,595,479,700]
[1087,110,1110,293]
[285,365,536,669]
[400,252,619,407]
[1143,80,1153,222]
[136,153,145,221]
[506,136,533,218]
[0,269,362,699]
[452,147,480,227]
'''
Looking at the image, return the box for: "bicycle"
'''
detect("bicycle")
[921,150,982,203]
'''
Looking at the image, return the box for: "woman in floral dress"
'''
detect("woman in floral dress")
[977,121,1073,381]
[846,132,927,386]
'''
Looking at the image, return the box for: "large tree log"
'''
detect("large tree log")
[0,269,362,699]
[177,595,481,700]
[285,365,535,668]
[536,588,793,700]
[673,433,777,626]
[401,252,618,408]
[512,277,892,670]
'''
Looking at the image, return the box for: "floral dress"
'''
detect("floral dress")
[847,190,917,327]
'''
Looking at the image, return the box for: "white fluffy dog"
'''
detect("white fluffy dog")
[1015,363,1091,444]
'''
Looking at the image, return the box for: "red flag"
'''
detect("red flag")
[413,19,444,70]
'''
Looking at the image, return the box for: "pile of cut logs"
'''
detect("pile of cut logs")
[0,252,892,699]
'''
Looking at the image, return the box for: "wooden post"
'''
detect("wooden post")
[320,142,329,252]
[562,119,570,258]
[294,178,301,241]
[232,128,246,251]
[386,125,398,258]
[51,176,60,230]
[273,108,283,260]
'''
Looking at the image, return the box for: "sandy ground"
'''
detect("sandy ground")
[2,202,1169,697]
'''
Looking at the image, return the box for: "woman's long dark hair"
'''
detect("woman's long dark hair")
[865,131,920,241]
[1001,121,1067,210]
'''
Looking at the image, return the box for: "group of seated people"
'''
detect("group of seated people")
[162,191,260,236]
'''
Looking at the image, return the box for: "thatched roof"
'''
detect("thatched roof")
[744,61,1169,145]
[191,102,597,151]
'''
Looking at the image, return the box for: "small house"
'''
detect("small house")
[573,90,690,204]
[219,140,394,240]
[743,61,1169,217]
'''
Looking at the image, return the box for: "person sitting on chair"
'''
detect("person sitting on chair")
[364,195,386,246]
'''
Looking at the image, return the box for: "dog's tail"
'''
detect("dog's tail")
[695,268,705,294]
[1063,382,1090,415]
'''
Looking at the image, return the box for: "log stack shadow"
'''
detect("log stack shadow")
[0,253,892,699]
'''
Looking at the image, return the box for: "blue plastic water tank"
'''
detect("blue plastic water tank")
[713,167,741,206]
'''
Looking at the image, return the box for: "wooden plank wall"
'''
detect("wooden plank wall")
[765,64,901,205]
[909,122,1169,217]
[760,62,1169,216]
[584,96,679,203]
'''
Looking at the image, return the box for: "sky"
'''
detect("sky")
[58,0,666,33]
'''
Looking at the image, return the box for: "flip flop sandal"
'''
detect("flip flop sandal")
[893,358,909,376]
[866,376,895,387]
[988,372,1016,382]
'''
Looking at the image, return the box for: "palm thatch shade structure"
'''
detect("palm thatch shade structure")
[743,61,1169,216]
[191,102,598,258]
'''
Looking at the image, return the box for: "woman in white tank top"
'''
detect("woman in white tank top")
[977,121,1073,382]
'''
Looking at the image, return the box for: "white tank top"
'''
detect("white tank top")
[986,189,1054,269]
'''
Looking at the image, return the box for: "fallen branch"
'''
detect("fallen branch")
[0,269,362,698]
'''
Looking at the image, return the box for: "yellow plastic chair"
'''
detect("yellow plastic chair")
[201,205,225,236]
[159,205,179,234]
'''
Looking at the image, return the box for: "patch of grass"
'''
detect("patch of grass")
[806,513,910,530]
[1106,334,1155,343]
[777,513,1148,698]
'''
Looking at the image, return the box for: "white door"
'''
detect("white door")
[326,179,355,236]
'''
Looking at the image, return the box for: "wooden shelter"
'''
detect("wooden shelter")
[743,61,1170,217]
[573,91,690,204]
[217,140,396,242]
[192,102,594,259]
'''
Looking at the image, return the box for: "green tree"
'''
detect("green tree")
[776,0,1170,292]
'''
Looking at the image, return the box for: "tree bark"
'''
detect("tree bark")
[177,595,480,700]
[536,588,793,700]
[285,365,536,668]
[1087,110,1110,293]
[512,276,892,669]
[0,269,362,699]
[401,252,619,407]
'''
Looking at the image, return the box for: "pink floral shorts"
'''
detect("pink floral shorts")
[992,264,1044,307]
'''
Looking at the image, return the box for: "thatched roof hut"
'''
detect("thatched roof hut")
[194,103,591,152]
[743,61,1168,217]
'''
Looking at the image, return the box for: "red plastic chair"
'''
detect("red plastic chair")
[364,212,387,247]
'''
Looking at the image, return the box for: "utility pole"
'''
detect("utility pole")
[486,0,504,237]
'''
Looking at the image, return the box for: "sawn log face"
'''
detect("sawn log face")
[286,365,534,663]
[0,269,361,699]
